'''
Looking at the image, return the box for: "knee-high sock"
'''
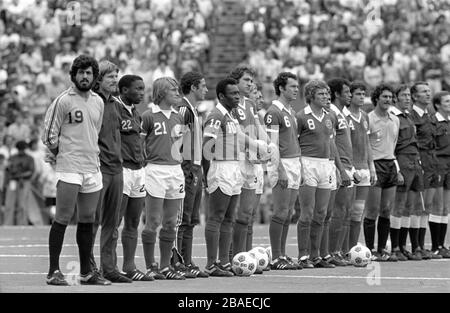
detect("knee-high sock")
[269,216,284,260]
[141,230,157,269]
[182,225,194,265]
[309,220,323,259]
[177,225,185,258]
[297,220,310,259]
[159,228,176,269]
[76,223,94,275]
[121,228,138,272]
[349,220,361,249]
[205,220,220,266]
[389,216,401,251]
[280,212,292,256]
[232,220,248,256]
[399,217,410,251]
[219,220,233,264]
[320,219,330,258]
[363,218,376,251]
[439,215,448,248]
[340,221,350,253]
[429,214,442,251]
[329,216,343,253]
[377,217,390,252]
[48,221,67,275]
[419,215,428,249]
[246,223,253,252]
[409,215,420,252]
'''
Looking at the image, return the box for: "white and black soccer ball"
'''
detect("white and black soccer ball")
[232,252,257,276]
[349,244,372,267]
[249,247,270,271]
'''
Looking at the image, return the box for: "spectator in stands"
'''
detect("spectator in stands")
[152,53,175,82]
[7,112,31,143]
[364,58,383,90]
[0,135,17,162]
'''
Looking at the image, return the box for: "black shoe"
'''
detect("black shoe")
[271,257,297,270]
[285,255,302,270]
[160,266,186,280]
[298,257,314,269]
[104,270,133,283]
[393,249,408,261]
[125,268,155,281]
[327,253,347,266]
[80,271,111,285]
[173,262,197,278]
[46,270,68,286]
[402,249,421,261]
[205,262,234,277]
[217,262,235,275]
[419,248,431,260]
[187,264,209,278]
[438,247,450,258]
[312,257,335,268]
[146,263,166,280]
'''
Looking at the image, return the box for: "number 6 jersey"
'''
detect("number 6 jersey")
[42,87,104,173]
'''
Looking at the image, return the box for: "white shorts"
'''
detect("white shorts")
[207,160,243,196]
[329,161,338,191]
[123,167,146,198]
[301,157,333,189]
[343,167,357,188]
[55,171,103,193]
[255,164,264,195]
[145,164,185,199]
[240,160,257,190]
[354,168,371,187]
[267,157,301,189]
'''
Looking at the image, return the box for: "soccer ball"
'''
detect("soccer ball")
[348,244,372,267]
[265,246,272,263]
[249,247,270,271]
[232,252,257,276]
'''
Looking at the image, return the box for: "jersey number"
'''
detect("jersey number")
[307,119,315,130]
[179,184,184,193]
[284,116,291,128]
[338,118,347,130]
[266,115,272,124]
[121,120,132,130]
[237,108,246,120]
[227,122,237,133]
[348,120,355,130]
[209,119,221,129]
[68,110,83,123]
[154,122,167,135]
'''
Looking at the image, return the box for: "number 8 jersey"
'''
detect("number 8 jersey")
[264,100,301,158]
[141,104,185,165]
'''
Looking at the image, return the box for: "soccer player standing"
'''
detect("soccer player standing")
[430,91,450,258]
[389,85,423,260]
[90,60,132,283]
[141,77,186,280]
[43,55,110,285]
[114,75,155,280]
[264,72,301,270]
[296,80,335,268]
[364,83,402,261]
[175,71,210,277]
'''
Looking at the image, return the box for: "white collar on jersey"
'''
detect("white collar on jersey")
[330,103,343,115]
[412,105,427,117]
[389,106,403,116]
[304,105,326,121]
[342,106,352,117]
[436,112,447,122]
[152,103,178,116]
[216,102,237,122]
[273,99,292,114]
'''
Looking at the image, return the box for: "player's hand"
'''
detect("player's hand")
[340,170,351,187]
[369,169,377,186]
[397,172,405,186]
[278,168,288,189]
[353,171,362,185]
[44,152,57,165]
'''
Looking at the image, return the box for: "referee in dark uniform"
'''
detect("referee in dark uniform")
[173,72,209,278]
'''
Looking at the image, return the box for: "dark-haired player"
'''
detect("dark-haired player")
[265,72,301,270]
[43,55,110,285]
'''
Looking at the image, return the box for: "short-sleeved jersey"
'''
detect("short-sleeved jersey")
[410,105,436,151]
[264,100,301,158]
[203,103,240,161]
[42,87,104,173]
[389,106,419,156]
[344,108,370,169]
[114,96,145,170]
[368,110,400,160]
[232,97,258,139]
[432,112,450,157]
[179,97,202,165]
[296,105,333,159]
[330,105,353,169]
[141,105,185,165]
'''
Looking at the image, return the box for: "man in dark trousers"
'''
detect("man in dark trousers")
[90,60,132,283]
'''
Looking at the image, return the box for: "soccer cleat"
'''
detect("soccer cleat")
[103,270,133,283]
[429,249,443,259]
[271,257,297,270]
[217,262,235,276]
[205,262,234,277]
[312,257,335,268]
[160,266,186,280]
[284,255,301,270]
[438,247,450,258]
[330,252,350,266]
[146,263,166,280]
[46,270,69,286]
[80,271,112,285]
[125,268,155,281]
[186,264,209,278]
[419,248,431,260]
[370,249,380,261]
[173,262,197,279]
[374,250,398,262]
[324,254,346,267]
[298,257,314,269]
[402,249,422,261]
[393,249,408,261]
